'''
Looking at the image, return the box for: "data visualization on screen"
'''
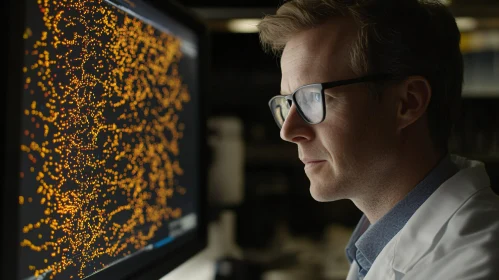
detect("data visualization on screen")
[17,0,200,279]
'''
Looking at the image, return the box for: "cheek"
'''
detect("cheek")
[319,99,386,162]
[366,101,398,142]
[323,98,352,132]
[318,106,362,156]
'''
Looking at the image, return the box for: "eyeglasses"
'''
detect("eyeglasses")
[268,74,392,129]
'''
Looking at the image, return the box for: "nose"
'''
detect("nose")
[280,104,314,143]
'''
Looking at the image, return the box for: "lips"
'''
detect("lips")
[301,159,326,164]
[301,159,326,170]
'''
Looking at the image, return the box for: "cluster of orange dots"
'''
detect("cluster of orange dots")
[19,0,191,278]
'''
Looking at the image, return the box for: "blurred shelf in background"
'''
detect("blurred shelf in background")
[182,0,499,278]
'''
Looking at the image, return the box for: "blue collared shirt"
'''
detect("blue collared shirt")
[345,154,459,278]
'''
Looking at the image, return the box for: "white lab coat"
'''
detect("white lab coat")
[346,156,499,280]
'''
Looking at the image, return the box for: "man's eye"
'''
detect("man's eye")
[314,92,321,102]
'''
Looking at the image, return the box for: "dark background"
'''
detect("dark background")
[179,0,499,244]
[171,1,499,279]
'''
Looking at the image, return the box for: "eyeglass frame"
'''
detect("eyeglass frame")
[268,74,393,129]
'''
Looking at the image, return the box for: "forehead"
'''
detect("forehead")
[280,17,358,93]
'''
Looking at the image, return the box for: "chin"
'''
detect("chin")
[309,181,344,202]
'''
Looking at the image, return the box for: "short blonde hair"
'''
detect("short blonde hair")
[257,0,368,75]
[257,0,464,153]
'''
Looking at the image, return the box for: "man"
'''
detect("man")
[257,0,499,279]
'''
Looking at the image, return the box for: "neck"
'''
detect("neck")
[352,141,444,224]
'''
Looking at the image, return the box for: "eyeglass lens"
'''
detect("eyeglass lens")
[270,85,323,128]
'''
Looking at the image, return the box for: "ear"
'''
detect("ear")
[396,76,432,132]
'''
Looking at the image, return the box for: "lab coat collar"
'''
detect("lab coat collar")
[391,155,491,273]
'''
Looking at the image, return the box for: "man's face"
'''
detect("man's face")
[279,18,399,202]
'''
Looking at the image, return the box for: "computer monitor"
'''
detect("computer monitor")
[4,0,208,279]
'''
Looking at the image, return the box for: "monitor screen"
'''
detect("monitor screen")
[4,0,208,279]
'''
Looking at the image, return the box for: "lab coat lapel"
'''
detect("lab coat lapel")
[364,158,490,279]
[346,261,360,280]
[392,161,490,274]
